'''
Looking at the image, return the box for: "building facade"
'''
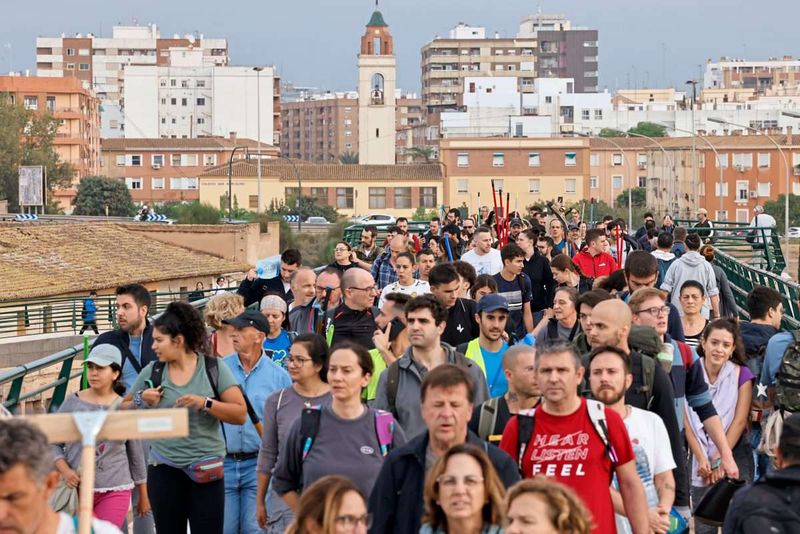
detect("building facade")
[704,56,800,96]
[100,135,268,205]
[35,25,229,138]
[588,137,652,209]
[280,93,359,162]
[439,137,590,212]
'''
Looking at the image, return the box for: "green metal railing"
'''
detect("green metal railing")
[342,222,428,248]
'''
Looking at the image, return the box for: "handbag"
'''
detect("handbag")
[49,480,78,515]
[693,477,747,526]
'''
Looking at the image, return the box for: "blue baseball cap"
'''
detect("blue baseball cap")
[477,294,509,313]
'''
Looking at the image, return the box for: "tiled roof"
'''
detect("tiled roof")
[101,137,270,151]
[655,134,800,150]
[0,223,249,300]
[201,160,444,181]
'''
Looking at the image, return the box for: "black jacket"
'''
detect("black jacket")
[524,252,555,312]
[237,275,292,307]
[330,303,377,350]
[92,321,157,377]
[368,430,520,534]
[723,465,800,533]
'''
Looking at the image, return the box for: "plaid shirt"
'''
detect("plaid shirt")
[371,252,399,290]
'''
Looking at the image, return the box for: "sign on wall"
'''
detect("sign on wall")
[18,166,45,207]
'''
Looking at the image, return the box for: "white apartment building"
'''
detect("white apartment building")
[35,25,228,138]
[123,49,276,144]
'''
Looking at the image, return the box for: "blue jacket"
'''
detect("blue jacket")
[82,298,97,321]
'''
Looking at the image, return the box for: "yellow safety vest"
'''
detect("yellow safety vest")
[463,338,487,377]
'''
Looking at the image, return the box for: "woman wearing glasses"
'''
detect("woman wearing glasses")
[287,475,371,534]
[257,334,332,533]
[272,342,406,510]
[328,241,359,274]
[421,444,505,534]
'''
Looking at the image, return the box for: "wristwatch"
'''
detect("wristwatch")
[202,397,213,413]
[133,390,145,409]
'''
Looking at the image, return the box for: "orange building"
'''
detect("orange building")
[588,137,653,208]
[0,75,101,208]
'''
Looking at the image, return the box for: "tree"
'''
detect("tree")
[616,187,647,209]
[627,121,667,138]
[0,96,74,212]
[406,146,435,163]
[268,195,341,223]
[161,201,221,224]
[763,194,800,229]
[73,176,136,216]
[598,128,621,138]
[411,206,439,221]
[338,151,359,164]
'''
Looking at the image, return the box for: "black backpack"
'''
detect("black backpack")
[726,480,800,533]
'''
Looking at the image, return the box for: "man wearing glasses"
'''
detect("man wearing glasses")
[623,251,685,342]
[329,268,379,349]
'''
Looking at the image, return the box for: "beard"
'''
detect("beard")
[594,386,625,405]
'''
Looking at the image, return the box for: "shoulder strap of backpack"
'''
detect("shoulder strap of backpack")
[640,354,656,410]
[300,406,322,461]
[478,397,500,441]
[547,319,559,340]
[203,355,221,400]
[149,361,166,388]
[516,409,536,472]
[586,399,618,465]
[373,409,395,457]
[676,341,693,369]
[386,361,400,416]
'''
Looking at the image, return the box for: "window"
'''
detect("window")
[79,63,89,71]
[736,209,749,223]
[590,176,598,189]
[197,117,205,124]
[344,119,352,126]
[152,154,164,167]
[581,109,590,120]
[492,152,505,167]
[565,179,577,194]
[612,153,623,166]
[457,153,469,167]
[203,154,217,166]
[171,154,181,166]
[737,180,748,201]
[180,154,198,166]
[24,96,37,110]
[345,143,353,149]
[758,182,771,197]
[590,153,599,166]
[181,98,187,106]
[612,175,623,189]
[46,96,56,112]
[715,182,729,196]
[716,153,729,168]
[181,80,188,88]
[733,153,753,168]
[115,155,125,166]
[545,96,552,104]
[637,153,647,166]
[345,130,352,137]
[125,177,142,190]
[66,48,75,56]
[456,180,468,193]
[78,48,89,56]
[420,187,437,208]
[66,63,75,70]
[197,80,206,88]
[528,152,541,167]
[197,98,205,106]
[170,177,198,190]
[758,153,770,168]
[493,179,504,191]
[394,187,411,209]
[161,98,167,105]
[717,210,729,221]
[249,195,259,209]
[336,187,354,209]
[528,179,540,193]
[638,176,647,187]
[130,155,142,167]
[170,98,177,105]
[310,187,328,204]
[151,177,165,190]
[369,187,386,209]
[594,109,603,120]
[564,152,577,166]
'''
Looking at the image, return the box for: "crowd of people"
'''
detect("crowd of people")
[2,204,800,534]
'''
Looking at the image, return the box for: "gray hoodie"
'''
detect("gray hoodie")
[661,251,719,318]
[373,343,489,439]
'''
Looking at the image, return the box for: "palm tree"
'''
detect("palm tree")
[406,146,435,163]
[338,151,359,164]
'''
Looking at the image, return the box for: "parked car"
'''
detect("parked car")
[788,227,800,238]
[305,216,329,224]
[353,214,396,225]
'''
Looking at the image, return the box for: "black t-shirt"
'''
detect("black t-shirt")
[331,304,377,350]
[523,253,555,312]
[442,298,479,348]
[493,273,532,340]
[468,396,512,443]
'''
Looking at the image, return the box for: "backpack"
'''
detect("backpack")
[477,397,501,442]
[385,350,473,416]
[515,399,617,472]
[727,480,800,533]
[775,330,800,413]
[656,258,675,287]
[148,355,261,433]
[299,406,395,460]
[625,326,663,410]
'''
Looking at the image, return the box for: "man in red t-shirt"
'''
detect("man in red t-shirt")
[499,341,649,534]
[573,228,616,279]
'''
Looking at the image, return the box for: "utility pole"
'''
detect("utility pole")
[686,80,698,214]
[253,67,264,213]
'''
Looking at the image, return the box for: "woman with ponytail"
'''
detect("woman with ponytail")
[550,254,594,294]
[52,344,150,528]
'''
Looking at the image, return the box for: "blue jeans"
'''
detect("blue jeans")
[224,456,264,534]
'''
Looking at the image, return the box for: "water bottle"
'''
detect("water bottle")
[657,342,674,373]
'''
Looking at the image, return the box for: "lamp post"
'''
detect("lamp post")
[253,66,264,213]
[277,156,302,232]
[709,117,791,253]
[654,122,724,221]
[686,80,699,210]
[227,146,250,222]
[576,133,633,230]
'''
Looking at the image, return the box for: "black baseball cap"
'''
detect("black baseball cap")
[510,218,523,227]
[223,309,269,334]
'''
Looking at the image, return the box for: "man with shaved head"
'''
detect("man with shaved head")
[329,268,379,348]
[287,267,318,333]
[371,235,408,290]
[469,344,541,443]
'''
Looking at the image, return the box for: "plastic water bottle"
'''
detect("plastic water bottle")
[657,342,674,373]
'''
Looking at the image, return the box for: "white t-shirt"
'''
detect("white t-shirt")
[750,213,777,242]
[57,513,122,534]
[460,248,503,276]
[378,279,431,308]
[614,406,676,534]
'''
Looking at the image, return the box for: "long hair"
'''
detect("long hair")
[697,317,747,366]
[422,444,505,531]
[505,477,591,534]
[286,475,365,534]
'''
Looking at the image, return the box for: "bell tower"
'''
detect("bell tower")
[358,6,396,164]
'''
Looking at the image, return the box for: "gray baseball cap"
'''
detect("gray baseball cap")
[87,344,122,368]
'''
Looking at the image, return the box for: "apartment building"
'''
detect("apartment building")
[588,137,653,208]
[100,135,271,205]
[421,15,598,116]
[123,50,278,144]
[439,137,590,211]
[0,75,101,207]
[704,56,800,96]
[199,160,443,217]
[35,25,228,137]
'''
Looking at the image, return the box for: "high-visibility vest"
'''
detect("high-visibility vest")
[362,348,387,401]
[463,338,487,376]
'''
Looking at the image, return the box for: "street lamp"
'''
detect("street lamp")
[654,122,724,221]
[709,117,791,253]
[227,145,250,222]
[252,66,264,213]
[275,156,302,232]
[576,132,633,230]
[686,80,699,208]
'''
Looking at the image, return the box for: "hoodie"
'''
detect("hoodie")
[739,321,779,379]
[661,251,719,318]
[573,249,616,278]
[652,249,676,286]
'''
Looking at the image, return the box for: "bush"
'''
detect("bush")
[73,176,136,216]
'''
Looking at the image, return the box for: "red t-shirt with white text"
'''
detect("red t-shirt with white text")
[499,398,635,534]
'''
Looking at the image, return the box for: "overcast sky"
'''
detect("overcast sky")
[3,0,799,95]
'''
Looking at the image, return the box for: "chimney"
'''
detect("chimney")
[229,131,237,141]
